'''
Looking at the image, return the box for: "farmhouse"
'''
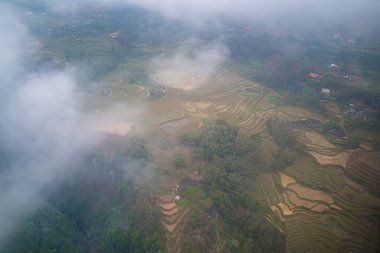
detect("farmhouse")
[321,88,331,96]
[309,72,322,79]
[328,64,339,69]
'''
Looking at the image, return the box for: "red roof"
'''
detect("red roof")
[309,72,319,78]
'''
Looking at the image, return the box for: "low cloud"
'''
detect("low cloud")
[0,5,98,244]
[39,0,380,33]
[150,39,228,90]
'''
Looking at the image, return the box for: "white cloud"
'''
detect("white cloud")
[40,0,380,30]
[150,39,228,90]
[0,5,98,244]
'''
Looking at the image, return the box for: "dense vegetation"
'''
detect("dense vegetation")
[1,137,165,253]
[181,120,285,252]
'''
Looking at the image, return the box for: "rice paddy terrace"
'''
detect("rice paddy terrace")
[99,59,379,252]
[257,131,380,253]
[137,61,319,135]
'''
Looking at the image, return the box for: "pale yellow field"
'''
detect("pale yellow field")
[308,150,350,168]
[304,131,339,149]
[280,172,297,187]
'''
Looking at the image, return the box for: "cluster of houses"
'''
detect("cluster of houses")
[346,104,378,122]
[308,72,331,96]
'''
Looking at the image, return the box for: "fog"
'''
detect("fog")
[150,39,228,90]
[0,4,98,244]
[40,0,380,33]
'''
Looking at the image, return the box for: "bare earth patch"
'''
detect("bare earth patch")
[285,190,318,209]
[287,183,334,205]
[308,151,350,168]
[280,173,297,188]
[359,151,380,172]
[159,202,176,211]
[311,203,330,212]
[278,202,294,216]
[277,106,326,122]
[359,143,373,151]
[304,131,339,149]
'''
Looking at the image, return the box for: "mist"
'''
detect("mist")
[150,40,228,90]
[0,5,98,244]
[37,0,380,34]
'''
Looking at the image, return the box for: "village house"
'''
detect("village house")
[321,88,331,96]
[309,72,322,79]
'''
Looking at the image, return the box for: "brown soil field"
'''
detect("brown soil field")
[278,202,294,216]
[283,191,297,210]
[359,143,373,151]
[344,177,365,193]
[163,208,190,234]
[159,202,177,211]
[359,151,380,172]
[310,203,329,212]
[287,184,334,205]
[277,106,326,122]
[159,194,175,203]
[330,204,342,210]
[331,227,350,240]
[304,131,340,149]
[280,173,297,188]
[162,208,179,216]
[285,190,318,209]
[308,151,350,168]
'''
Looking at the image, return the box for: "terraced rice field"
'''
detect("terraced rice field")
[257,131,380,252]
[156,176,190,253]
[138,62,380,252]
[299,130,357,168]
[175,68,281,135]
[347,151,380,196]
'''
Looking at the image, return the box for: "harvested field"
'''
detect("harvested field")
[159,202,176,211]
[284,190,320,210]
[280,172,296,187]
[311,203,330,212]
[359,143,373,151]
[256,153,380,252]
[156,175,192,253]
[162,208,179,216]
[277,106,326,122]
[308,150,350,168]
[347,151,380,195]
[278,202,293,216]
[303,131,340,150]
[287,184,334,205]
